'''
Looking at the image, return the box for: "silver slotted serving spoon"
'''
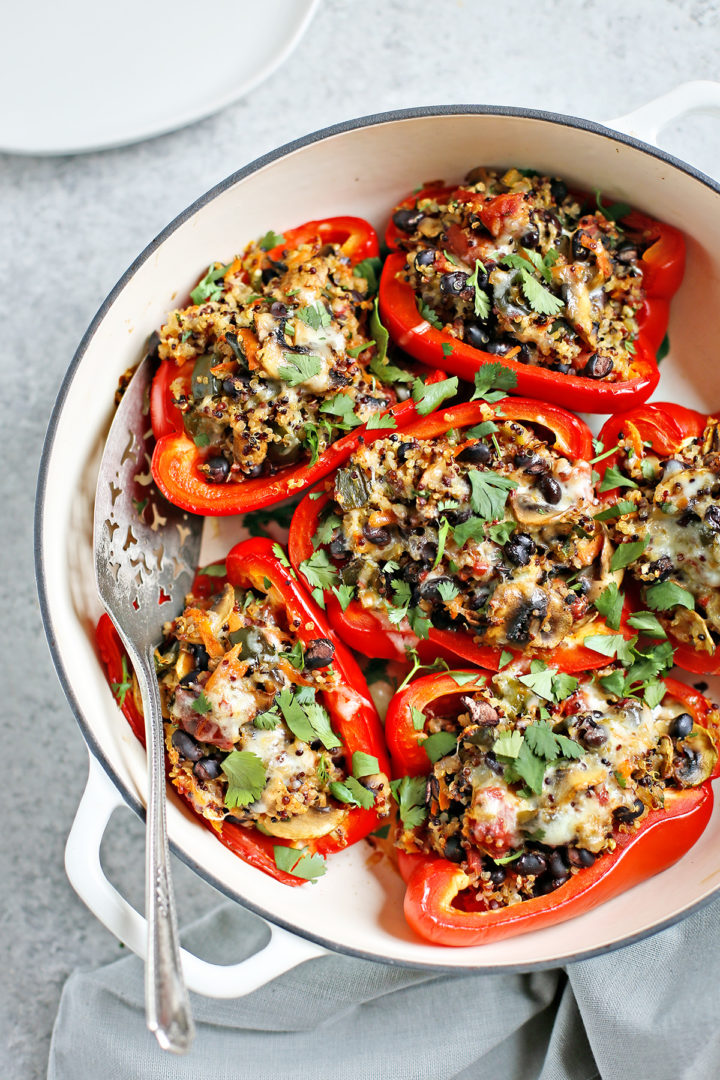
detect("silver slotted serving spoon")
[93,351,202,1052]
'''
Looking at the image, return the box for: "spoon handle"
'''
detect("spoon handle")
[132,642,195,1053]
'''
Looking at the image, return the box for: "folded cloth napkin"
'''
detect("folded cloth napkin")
[48,896,720,1080]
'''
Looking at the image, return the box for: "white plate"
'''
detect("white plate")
[1,0,319,155]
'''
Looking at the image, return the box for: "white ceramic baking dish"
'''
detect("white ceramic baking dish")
[36,80,720,998]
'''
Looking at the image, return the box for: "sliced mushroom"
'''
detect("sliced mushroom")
[667,606,713,654]
[586,526,623,601]
[704,593,720,635]
[673,728,718,787]
[653,467,720,510]
[209,581,235,626]
[537,591,574,647]
[509,488,567,526]
[257,806,346,839]
[656,734,675,779]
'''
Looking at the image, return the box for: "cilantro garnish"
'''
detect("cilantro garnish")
[353,256,383,293]
[110,656,132,707]
[284,640,305,670]
[352,751,380,778]
[298,301,332,331]
[452,516,487,549]
[517,659,578,703]
[416,296,444,329]
[494,720,583,795]
[433,517,451,568]
[276,686,342,750]
[465,420,498,439]
[627,611,667,639]
[610,537,649,572]
[190,262,232,305]
[599,465,638,493]
[194,433,210,448]
[198,562,227,578]
[411,706,426,731]
[468,470,517,520]
[583,633,636,665]
[437,579,460,603]
[366,412,397,431]
[422,731,458,763]
[470,362,518,403]
[467,260,491,319]
[347,341,373,359]
[499,649,513,668]
[299,549,338,590]
[592,582,624,630]
[221,750,267,808]
[329,777,375,809]
[594,500,635,522]
[259,230,285,251]
[278,355,323,386]
[319,393,362,430]
[411,376,459,416]
[594,189,631,223]
[390,775,428,828]
[192,690,212,715]
[500,252,563,316]
[488,520,516,546]
[273,845,326,881]
[332,583,355,610]
[254,706,280,730]
[645,580,695,612]
[312,511,341,548]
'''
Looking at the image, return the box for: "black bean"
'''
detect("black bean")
[304,638,335,671]
[670,712,694,739]
[418,576,452,602]
[465,323,491,348]
[553,362,572,374]
[179,669,201,687]
[193,757,223,781]
[468,585,491,609]
[261,260,286,283]
[414,248,435,269]
[616,242,638,264]
[567,847,595,868]
[221,375,249,398]
[397,442,414,464]
[445,506,472,526]
[575,714,608,749]
[583,353,614,379]
[362,523,390,546]
[270,301,288,318]
[457,441,492,465]
[614,799,645,824]
[485,752,505,776]
[485,340,512,355]
[549,179,568,203]
[329,535,350,558]
[204,456,230,483]
[537,475,562,504]
[678,510,701,527]
[504,533,536,567]
[440,271,469,295]
[516,453,548,476]
[172,729,204,762]
[225,813,248,825]
[444,835,464,863]
[572,230,592,261]
[392,207,424,232]
[190,643,210,671]
[515,851,547,876]
[488,864,507,886]
[518,343,532,365]
[548,850,569,879]
[521,225,540,249]
[704,505,720,531]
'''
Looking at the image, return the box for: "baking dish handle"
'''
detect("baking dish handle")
[65,754,327,998]
[608,80,720,146]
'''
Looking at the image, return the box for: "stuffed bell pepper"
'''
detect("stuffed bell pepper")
[386,664,718,946]
[289,383,631,672]
[96,538,391,885]
[595,402,720,675]
[379,168,684,413]
[150,217,446,515]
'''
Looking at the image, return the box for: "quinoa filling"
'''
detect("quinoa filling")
[305,410,616,651]
[152,579,390,841]
[604,417,720,653]
[394,667,717,909]
[157,233,399,482]
[392,168,649,381]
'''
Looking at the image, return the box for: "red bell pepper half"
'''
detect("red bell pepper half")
[380,184,685,414]
[96,537,390,885]
[597,402,720,675]
[388,671,718,946]
[150,216,442,516]
[288,396,632,673]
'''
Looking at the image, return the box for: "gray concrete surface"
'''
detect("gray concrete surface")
[2,0,720,1075]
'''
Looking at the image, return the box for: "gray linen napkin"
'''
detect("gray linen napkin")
[47,896,720,1080]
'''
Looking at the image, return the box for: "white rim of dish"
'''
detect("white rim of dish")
[35,103,720,971]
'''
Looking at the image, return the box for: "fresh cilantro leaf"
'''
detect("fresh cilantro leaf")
[499,649,513,668]
[524,721,560,759]
[353,256,383,294]
[583,632,636,665]
[599,669,628,698]
[422,731,458,762]
[299,549,338,590]
[411,706,426,731]
[192,691,212,715]
[313,511,342,548]
[365,412,397,431]
[640,458,658,481]
[433,517,451,568]
[369,354,414,384]
[518,661,555,701]
[317,752,329,783]
[657,333,670,363]
[594,190,631,222]
[305,702,342,751]
[509,741,547,794]
[330,777,375,809]
[452,516,488,549]
[470,362,518,403]
[352,751,380,778]
[448,671,485,686]
[494,729,524,759]
[199,562,227,577]
[273,845,326,881]
[276,686,316,742]
[347,341,374,358]
[467,260,491,319]
[369,296,389,364]
[610,537,649,572]
[332,583,355,611]
[284,640,305,670]
[554,733,584,759]
[488,520,516,546]
[278,355,323,386]
[594,500,635,522]
[500,256,563,316]
[259,230,285,251]
[552,671,579,701]
[194,433,210,448]
[600,466,638,492]
[297,300,332,330]
[645,581,695,612]
[254,706,280,730]
[320,393,362,429]
[493,851,523,865]
[110,656,132,707]
[590,442,623,465]
[465,420,498,439]
[441,342,454,358]
[407,607,432,639]
[437,579,460,603]
[390,775,428,829]
[628,611,667,638]
[411,376,459,416]
[592,582,624,630]
[221,750,267,808]
[371,824,391,840]
[416,296,444,329]
[190,262,232,304]
[643,680,667,708]
[468,470,518,520]
[613,770,628,789]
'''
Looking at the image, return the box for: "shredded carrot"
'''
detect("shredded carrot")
[238,327,260,370]
[205,644,249,694]
[625,420,644,460]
